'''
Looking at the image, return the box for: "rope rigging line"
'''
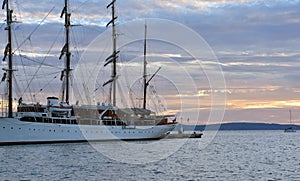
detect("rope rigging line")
[21,27,64,96]
[12,19,35,102]
[39,73,60,93]
[12,73,22,99]
[16,71,61,80]
[70,0,89,13]
[70,27,82,66]
[9,5,55,101]
[12,6,56,54]
[59,78,66,102]
[19,54,60,68]
[118,52,138,108]
[0,22,4,30]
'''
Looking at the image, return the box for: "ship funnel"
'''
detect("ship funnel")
[47,97,59,107]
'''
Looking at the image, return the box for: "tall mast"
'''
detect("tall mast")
[142,22,162,110]
[2,0,14,117]
[59,0,71,104]
[104,0,118,106]
[289,109,292,124]
[143,22,147,109]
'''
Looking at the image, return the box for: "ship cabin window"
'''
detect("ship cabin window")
[20,116,35,122]
[102,120,126,126]
[18,107,45,113]
[103,116,112,120]
[101,110,120,120]
[103,120,114,126]
[52,111,69,118]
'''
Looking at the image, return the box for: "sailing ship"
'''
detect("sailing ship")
[0,0,176,145]
[284,109,296,133]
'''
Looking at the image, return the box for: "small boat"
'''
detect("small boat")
[164,123,203,139]
[284,109,296,133]
[284,127,296,133]
[165,131,203,139]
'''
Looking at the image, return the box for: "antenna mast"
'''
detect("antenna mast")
[59,0,71,104]
[2,0,14,117]
[104,0,118,106]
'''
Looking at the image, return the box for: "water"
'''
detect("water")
[0,131,299,180]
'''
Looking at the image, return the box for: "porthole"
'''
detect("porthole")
[11,127,13,129]
[3,127,5,129]
[19,128,21,130]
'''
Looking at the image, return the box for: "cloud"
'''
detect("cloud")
[1,0,300,124]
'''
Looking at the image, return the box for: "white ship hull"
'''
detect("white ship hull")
[0,118,176,145]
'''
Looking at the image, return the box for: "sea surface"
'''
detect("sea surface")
[0,131,299,180]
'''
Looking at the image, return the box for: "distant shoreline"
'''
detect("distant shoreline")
[176,122,300,131]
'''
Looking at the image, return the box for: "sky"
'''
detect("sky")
[1,0,300,125]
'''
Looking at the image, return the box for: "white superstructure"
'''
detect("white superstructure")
[0,118,175,145]
[0,97,176,145]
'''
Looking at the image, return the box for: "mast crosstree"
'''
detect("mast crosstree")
[104,0,119,106]
[59,0,72,104]
[2,0,14,118]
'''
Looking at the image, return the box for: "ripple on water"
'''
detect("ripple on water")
[0,131,300,180]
